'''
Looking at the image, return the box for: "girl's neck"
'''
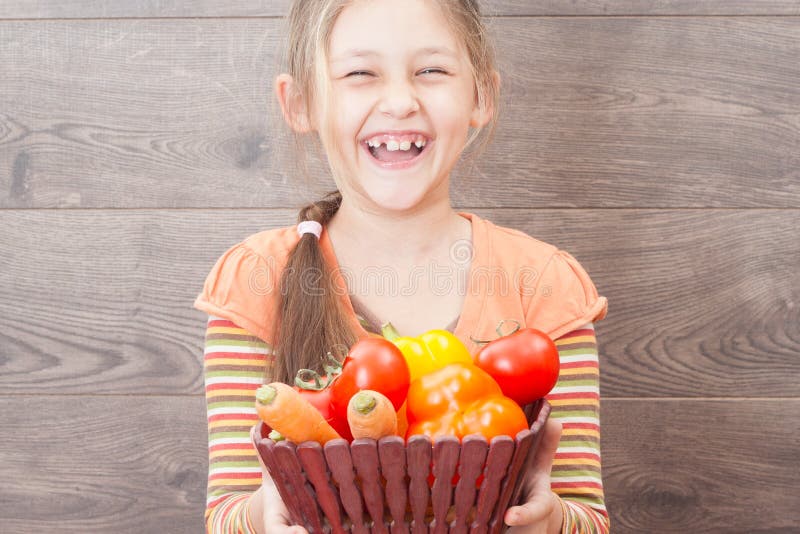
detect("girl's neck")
[326,198,469,266]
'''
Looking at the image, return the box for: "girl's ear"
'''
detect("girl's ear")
[470,70,501,129]
[275,73,314,133]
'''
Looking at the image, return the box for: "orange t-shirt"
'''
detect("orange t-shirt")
[193,211,607,355]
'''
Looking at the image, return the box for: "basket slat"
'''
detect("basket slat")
[325,439,370,534]
[469,436,514,534]
[489,401,553,533]
[352,439,389,533]
[377,436,409,534]
[430,437,460,533]
[509,400,551,509]
[274,441,326,532]
[450,435,488,534]
[256,438,307,527]
[407,435,432,534]
[522,399,540,428]
[297,441,348,534]
[486,429,532,534]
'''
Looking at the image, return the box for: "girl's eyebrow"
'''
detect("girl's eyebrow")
[330,46,457,63]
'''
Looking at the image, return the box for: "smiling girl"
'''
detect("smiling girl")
[194,1,610,532]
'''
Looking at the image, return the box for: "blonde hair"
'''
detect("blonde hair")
[267,0,501,384]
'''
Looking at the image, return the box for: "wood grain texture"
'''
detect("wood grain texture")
[2,17,799,208]
[491,208,800,398]
[602,399,800,533]
[0,396,207,534]
[1,0,799,18]
[1,208,796,397]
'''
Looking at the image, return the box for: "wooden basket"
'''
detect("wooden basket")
[253,399,551,534]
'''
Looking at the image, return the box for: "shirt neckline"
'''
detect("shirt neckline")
[318,211,487,347]
[349,292,461,334]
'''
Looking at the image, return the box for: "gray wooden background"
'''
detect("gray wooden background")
[2,1,799,532]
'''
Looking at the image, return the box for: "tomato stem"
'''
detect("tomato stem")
[495,319,521,337]
[470,318,521,346]
[294,349,346,390]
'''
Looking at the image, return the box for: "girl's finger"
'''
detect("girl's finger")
[263,502,308,533]
[504,497,550,526]
[260,478,307,533]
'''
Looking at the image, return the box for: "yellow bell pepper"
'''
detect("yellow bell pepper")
[380,322,473,382]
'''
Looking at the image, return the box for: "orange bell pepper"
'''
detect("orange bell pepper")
[405,361,528,441]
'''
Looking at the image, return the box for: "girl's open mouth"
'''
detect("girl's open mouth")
[362,139,432,170]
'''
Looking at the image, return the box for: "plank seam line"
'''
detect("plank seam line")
[603,396,800,401]
[1,207,799,212]
[0,393,205,397]
[1,14,800,22]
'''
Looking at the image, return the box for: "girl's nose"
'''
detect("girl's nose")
[377,79,420,118]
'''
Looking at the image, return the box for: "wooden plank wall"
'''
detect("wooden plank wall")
[1,1,798,532]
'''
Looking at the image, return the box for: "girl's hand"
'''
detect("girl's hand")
[259,482,309,534]
[249,425,309,534]
[504,418,564,534]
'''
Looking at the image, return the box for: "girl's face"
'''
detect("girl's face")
[320,0,491,213]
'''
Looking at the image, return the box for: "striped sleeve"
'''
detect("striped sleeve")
[545,322,610,534]
[204,315,272,533]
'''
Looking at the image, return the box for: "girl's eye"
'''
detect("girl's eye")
[345,68,447,78]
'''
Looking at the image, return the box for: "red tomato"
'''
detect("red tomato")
[293,385,333,421]
[329,337,410,438]
[473,327,560,405]
[294,380,353,439]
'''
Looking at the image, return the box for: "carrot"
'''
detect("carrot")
[347,389,398,440]
[254,382,342,445]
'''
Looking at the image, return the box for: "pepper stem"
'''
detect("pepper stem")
[381,321,402,341]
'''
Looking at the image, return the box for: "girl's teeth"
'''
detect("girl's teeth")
[366,137,428,150]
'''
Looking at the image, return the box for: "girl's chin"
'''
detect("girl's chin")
[362,182,432,211]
